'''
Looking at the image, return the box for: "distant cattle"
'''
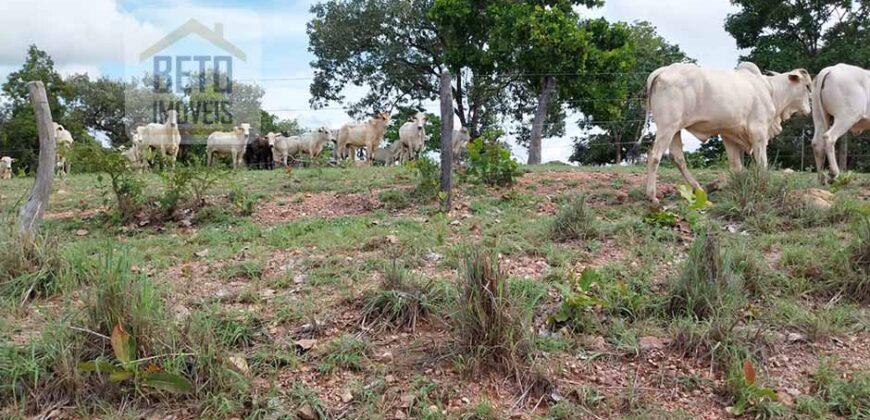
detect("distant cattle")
[53,123,74,176]
[0,156,14,179]
[207,124,252,168]
[137,110,182,165]
[337,112,391,164]
[246,134,273,170]
[812,64,870,183]
[396,112,428,163]
[643,62,812,202]
[452,127,471,165]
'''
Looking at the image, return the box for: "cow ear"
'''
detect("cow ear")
[788,73,800,82]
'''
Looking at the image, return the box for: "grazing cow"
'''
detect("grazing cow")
[336,112,391,163]
[296,127,335,160]
[396,112,428,163]
[268,132,302,166]
[137,110,182,165]
[812,64,870,183]
[53,123,74,177]
[121,141,146,172]
[452,127,472,164]
[246,133,273,170]
[643,62,812,202]
[0,156,14,179]
[207,124,252,168]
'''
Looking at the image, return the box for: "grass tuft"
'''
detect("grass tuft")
[0,228,64,303]
[361,260,436,331]
[666,232,745,320]
[319,335,371,373]
[550,195,599,242]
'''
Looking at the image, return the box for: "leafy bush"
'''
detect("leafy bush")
[550,195,599,241]
[76,143,144,220]
[409,157,441,202]
[666,232,745,320]
[228,182,258,216]
[548,269,604,333]
[361,260,436,331]
[463,131,523,187]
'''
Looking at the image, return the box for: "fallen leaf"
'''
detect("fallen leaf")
[75,229,89,236]
[194,249,209,258]
[295,339,317,351]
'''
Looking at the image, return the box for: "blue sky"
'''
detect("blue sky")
[1,0,743,159]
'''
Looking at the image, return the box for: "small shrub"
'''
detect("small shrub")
[550,195,599,242]
[379,189,411,210]
[811,360,870,418]
[666,232,745,320]
[725,360,785,419]
[319,335,371,373]
[228,182,258,216]
[824,217,870,303]
[361,261,435,331]
[77,143,144,220]
[548,268,605,334]
[410,157,441,202]
[831,171,856,192]
[463,130,523,187]
[714,165,792,231]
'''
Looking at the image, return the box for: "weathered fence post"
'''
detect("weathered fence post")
[18,81,56,234]
[439,70,454,212]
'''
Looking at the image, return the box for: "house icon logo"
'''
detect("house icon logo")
[139,18,247,62]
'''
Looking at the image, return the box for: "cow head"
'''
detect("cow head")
[769,69,813,119]
[1,156,14,165]
[266,132,277,147]
[239,123,252,137]
[164,110,179,126]
[408,112,428,131]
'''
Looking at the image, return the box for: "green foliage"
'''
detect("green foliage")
[832,171,857,192]
[76,143,144,220]
[77,323,193,394]
[713,165,793,231]
[549,268,605,332]
[379,189,411,210]
[550,195,599,242]
[227,182,258,217]
[643,210,679,228]
[0,228,64,303]
[463,134,523,187]
[726,360,784,418]
[410,157,441,202]
[666,232,745,320]
[319,335,371,373]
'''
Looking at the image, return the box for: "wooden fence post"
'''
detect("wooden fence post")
[439,70,454,212]
[18,81,56,234]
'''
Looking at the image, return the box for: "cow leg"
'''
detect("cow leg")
[723,139,744,171]
[751,138,769,169]
[669,132,701,191]
[822,115,861,181]
[645,128,678,203]
[207,150,213,167]
[812,135,829,184]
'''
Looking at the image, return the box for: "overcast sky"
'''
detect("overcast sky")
[0,0,743,159]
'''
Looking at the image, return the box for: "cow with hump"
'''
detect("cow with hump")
[336,112,391,164]
[643,62,812,203]
[812,64,870,184]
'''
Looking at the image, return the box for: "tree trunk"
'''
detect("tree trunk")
[18,81,56,234]
[614,133,622,164]
[454,71,467,130]
[837,135,848,171]
[440,70,454,212]
[528,76,556,165]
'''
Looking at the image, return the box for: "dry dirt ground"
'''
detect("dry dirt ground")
[6,167,870,419]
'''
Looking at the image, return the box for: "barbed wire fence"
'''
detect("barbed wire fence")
[3,69,865,170]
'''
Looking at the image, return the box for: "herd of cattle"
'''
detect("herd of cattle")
[0,62,867,203]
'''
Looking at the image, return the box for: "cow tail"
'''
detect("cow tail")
[812,68,832,137]
[636,68,664,149]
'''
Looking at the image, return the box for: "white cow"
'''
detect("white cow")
[207,123,251,168]
[297,127,335,160]
[122,135,146,172]
[0,156,14,179]
[643,62,812,202]
[812,64,870,183]
[53,123,74,177]
[137,110,182,165]
[452,127,472,164]
[396,112,428,163]
[268,132,302,166]
[336,112,391,163]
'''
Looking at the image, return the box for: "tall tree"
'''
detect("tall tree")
[725,0,870,171]
[570,21,691,165]
[0,45,67,172]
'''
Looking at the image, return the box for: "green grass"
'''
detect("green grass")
[319,334,371,373]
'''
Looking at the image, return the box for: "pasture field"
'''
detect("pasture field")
[2,164,870,419]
